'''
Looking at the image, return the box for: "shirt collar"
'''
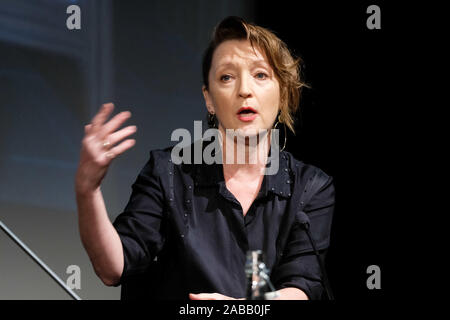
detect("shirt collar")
[262,152,292,198]
[193,141,292,199]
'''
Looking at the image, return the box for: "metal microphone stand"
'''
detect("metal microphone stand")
[0,219,81,300]
[245,250,279,300]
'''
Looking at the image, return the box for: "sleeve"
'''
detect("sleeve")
[271,173,335,300]
[112,150,167,286]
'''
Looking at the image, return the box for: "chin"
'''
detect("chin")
[233,125,269,137]
[221,121,270,135]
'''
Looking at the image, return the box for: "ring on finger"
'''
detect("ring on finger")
[102,140,111,148]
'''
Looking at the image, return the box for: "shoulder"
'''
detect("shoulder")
[142,144,196,177]
[134,147,174,180]
[282,151,335,212]
[148,146,173,165]
[282,150,333,185]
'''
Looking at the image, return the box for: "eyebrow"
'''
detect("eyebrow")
[216,59,271,71]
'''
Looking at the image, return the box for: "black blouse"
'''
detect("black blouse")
[112,143,335,300]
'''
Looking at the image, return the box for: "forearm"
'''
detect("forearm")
[76,187,123,286]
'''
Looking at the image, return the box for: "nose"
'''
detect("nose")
[238,73,252,98]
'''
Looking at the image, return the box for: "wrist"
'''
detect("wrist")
[75,179,100,198]
[75,170,100,196]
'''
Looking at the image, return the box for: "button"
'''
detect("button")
[286,180,291,184]
[169,198,173,201]
[186,199,191,203]
[180,234,184,238]
[271,187,275,191]
[169,172,173,175]
[280,191,283,194]
[184,213,187,217]
[188,185,192,189]
[288,193,291,196]
[284,168,288,172]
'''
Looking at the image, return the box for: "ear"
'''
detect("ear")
[202,85,215,114]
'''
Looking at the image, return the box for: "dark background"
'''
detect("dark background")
[255,1,400,300]
[0,0,405,300]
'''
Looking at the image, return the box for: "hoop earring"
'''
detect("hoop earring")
[273,115,287,152]
[207,112,217,128]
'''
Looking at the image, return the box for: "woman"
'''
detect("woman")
[75,16,334,300]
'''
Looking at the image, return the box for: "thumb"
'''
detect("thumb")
[189,293,201,300]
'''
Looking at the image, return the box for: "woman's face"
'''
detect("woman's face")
[202,39,280,135]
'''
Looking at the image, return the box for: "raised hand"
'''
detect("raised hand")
[75,103,137,194]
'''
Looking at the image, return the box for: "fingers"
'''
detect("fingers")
[189,293,234,300]
[84,124,92,134]
[90,103,114,133]
[106,139,136,160]
[82,103,136,164]
[106,125,137,146]
[99,111,132,139]
[101,126,137,160]
[86,103,133,141]
[189,293,212,300]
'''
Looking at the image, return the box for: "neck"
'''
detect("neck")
[219,126,271,177]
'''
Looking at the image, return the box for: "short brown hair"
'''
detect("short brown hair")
[202,16,307,133]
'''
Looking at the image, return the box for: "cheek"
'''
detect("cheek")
[262,86,280,117]
[210,89,233,114]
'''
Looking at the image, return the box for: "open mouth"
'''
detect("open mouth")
[237,107,258,121]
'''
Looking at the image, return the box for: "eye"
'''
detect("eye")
[220,74,232,82]
[255,72,268,80]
